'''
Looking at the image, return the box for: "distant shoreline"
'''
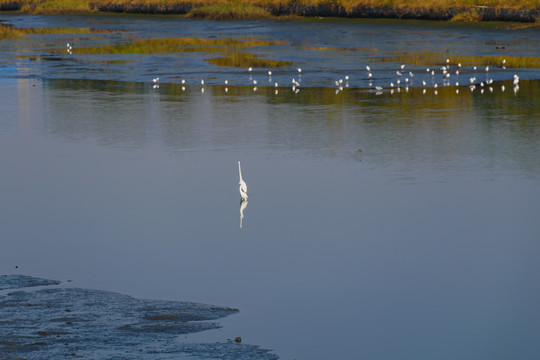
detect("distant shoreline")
[1,1,539,23]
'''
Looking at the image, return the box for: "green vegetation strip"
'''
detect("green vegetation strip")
[1,0,539,22]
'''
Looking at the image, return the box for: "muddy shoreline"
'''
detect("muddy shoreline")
[1,2,538,22]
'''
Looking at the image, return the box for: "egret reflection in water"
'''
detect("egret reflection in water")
[239,199,248,229]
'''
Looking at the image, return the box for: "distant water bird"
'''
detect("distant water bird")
[224,80,228,85]
[152,77,159,83]
[458,63,462,68]
[396,71,402,76]
[485,66,489,72]
[446,58,450,64]
[275,82,279,87]
[400,64,405,70]
[368,73,372,78]
[473,66,477,70]
[502,59,506,65]
[345,75,349,81]
[268,71,272,76]
[375,86,383,91]
[422,80,426,87]
[409,72,414,77]
[366,65,371,72]
[501,85,505,92]
[298,68,302,73]
[238,161,248,201]
[201,79,204,85]
[181,79,185,84]
[253,80,257,85]
[248,67,253,72]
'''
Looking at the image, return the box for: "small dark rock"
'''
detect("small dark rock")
[234,337,242,343]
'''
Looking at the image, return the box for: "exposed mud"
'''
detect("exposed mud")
[0,275,277,359]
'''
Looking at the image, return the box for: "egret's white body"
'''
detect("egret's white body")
[238,161,248,201]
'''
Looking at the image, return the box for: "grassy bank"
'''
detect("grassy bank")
[0,0,538,22]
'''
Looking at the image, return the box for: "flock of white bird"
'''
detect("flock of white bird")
[149,59,521,95]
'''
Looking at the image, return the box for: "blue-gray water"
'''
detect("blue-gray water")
[1,14,540,360]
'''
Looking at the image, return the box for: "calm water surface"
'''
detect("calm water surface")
[1,15,540,360]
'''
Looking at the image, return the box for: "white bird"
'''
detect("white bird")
[422,80,426,86]
[181,79,185,84]
[238,161,248,201]
[298,68,302,73]
[400,64,405,70]
[396,71,402,76]
[248,67,253,72]
[224,80,228,85]
[201,79,204,85]
[366,65,371,72]
[345,75,349,81]
[152,77,159,83]
[253,80,257,85]
[485,66,489,72]
[268,71,272,76]
[275,82,279,87]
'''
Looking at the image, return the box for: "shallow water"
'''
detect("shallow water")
[1,14,540,360]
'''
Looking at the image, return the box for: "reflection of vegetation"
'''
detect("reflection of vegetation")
[187,2,272,20]
[0,22,108,40]
[206,50,293,68]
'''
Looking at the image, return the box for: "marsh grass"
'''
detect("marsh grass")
[450,8,482,22]
[380,52,540,68]
[73,37,282,55]
[205,50,293,67]
[0,22,107,39]
[2,0,539,18]
[186,2,272,20]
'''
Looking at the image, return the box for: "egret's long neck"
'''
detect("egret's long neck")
[238,161,243,182]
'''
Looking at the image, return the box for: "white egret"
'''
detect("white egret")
[400,64,405,70]
[485,66,489,72]
[201,79,204,85]
[396,71,402,76]
[152,77,159,83]
[224,80,228,85]
[298,68,302,73]
[238,161,248,201]
[366,65,370,72]
[248,67,253,72]
[268,71,272,76]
